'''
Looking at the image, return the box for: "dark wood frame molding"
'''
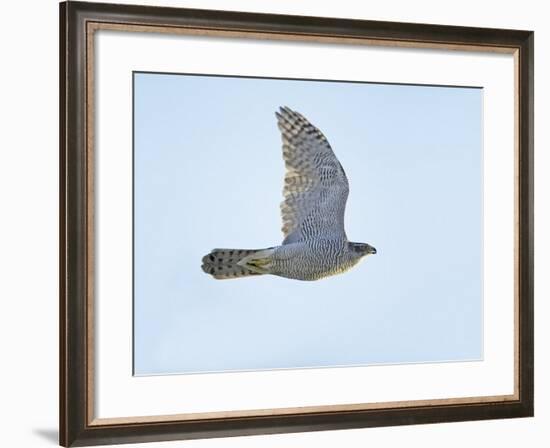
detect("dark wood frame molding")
[60,1,534,446]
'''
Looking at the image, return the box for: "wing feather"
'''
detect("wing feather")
[276,106,349,244]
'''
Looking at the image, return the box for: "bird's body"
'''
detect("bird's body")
[201,106,376,281]
[267,240,366,281]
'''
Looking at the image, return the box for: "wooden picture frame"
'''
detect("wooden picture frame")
[60,1,534,446]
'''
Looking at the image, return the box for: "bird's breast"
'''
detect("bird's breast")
[271,240,357,280]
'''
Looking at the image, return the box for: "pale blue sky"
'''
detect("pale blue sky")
[133,72,482,375]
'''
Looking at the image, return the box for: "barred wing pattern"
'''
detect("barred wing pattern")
[276,107,349,245]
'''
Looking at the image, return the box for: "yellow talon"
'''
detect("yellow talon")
[248,258,270,268]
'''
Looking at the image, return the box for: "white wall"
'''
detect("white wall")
[0,0,547,446]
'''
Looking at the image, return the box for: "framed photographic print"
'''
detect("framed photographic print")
[59,1,534,446]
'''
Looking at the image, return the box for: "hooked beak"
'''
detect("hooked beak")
[368,245,377,255]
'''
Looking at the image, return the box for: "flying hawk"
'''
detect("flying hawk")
[201,106,376,281]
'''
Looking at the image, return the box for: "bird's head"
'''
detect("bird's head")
[348,242,377,257]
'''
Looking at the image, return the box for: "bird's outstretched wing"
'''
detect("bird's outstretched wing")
[276,106,349,245]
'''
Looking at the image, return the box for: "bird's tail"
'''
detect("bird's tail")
[201,247,275,280]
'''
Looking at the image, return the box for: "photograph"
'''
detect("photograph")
[132,72,483,375]
[56,2,534,445]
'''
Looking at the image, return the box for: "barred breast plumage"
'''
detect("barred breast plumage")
[201,106,376,281]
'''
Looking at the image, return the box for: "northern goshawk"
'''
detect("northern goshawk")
[201,106,376,281]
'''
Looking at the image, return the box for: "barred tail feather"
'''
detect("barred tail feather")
[201,248,265,280]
